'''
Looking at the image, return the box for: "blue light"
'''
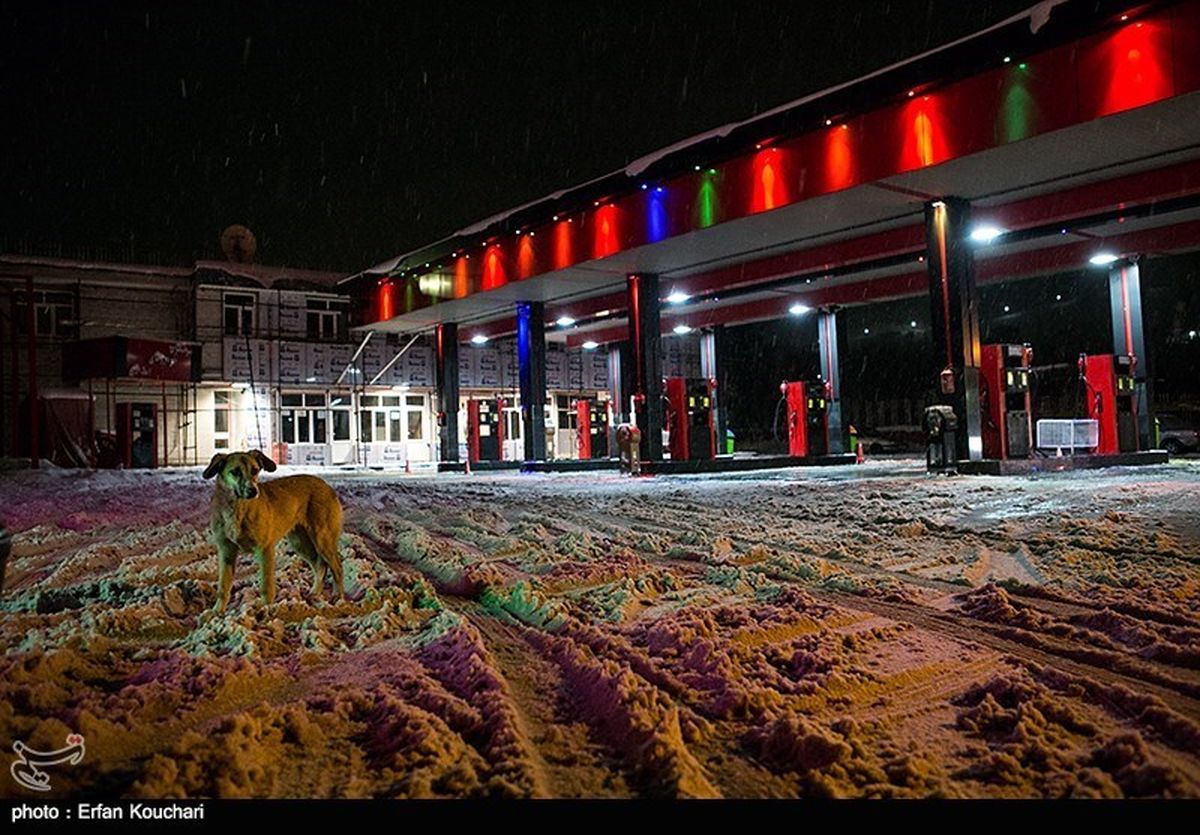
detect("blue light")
[647,186,669,242]
[516,303,533,374]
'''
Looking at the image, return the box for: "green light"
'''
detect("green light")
[1001,68,1035,143]
[1018,62,1027,70]
[697,170,718,229]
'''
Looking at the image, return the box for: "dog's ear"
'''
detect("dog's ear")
[250,449,277,472]
[203,453,227,480]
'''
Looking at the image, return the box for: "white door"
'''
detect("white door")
[329,392,354,464]
[503,405,523,460]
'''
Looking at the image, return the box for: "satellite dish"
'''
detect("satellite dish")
[220,225,257,263]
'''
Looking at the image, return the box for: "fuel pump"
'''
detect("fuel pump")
[780,379,830,457]
[467,396,506,462]
[1079,354,1138,454]
[979,343,1033,460]
[576,397,610,459]
[664,377,716,460]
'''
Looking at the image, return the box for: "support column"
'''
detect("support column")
[699,327,724,453]
[626,273,664,461]
[516,301,547,462]
[925,197,983,461]
[1108,260,1152,449]
[435,322,460,462]
[607,342,625,422]
[817,307,844,453]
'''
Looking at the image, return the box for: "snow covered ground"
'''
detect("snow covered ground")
[2,458,1199,798]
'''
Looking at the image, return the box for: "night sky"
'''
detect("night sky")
[2,0,1036,272]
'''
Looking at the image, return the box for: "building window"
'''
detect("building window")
[330,393,351,442]
[213,390,231,450]
[224,292,256,336]
[15,289,76,338]
[406,395,425,440]
[280,392,330,444]
[359,392,427,443]
[306,298,348,341]
[505,408,522,441]
[556,394,578,430]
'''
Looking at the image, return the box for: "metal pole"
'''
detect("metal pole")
[9,295,18,456]
[335,330,374,385]
[161,381,168,468]
[0,293,5,458]
[368,333,420,386]
[25,276,38,468]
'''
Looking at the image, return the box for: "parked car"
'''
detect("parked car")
[854,424,925,455]
[1158,413,1200,455]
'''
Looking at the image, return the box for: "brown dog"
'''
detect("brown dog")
[203,450,344,613]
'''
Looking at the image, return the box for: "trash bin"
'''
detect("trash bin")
[725,428,735,455]
[924,405,959,474]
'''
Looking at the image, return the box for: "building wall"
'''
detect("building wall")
[0,267,194,460]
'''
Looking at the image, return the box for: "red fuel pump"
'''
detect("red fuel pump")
[979,343,1033,460]
[1079,354,1138,454]
[467,396,506,462]
[116,402,158,469]
[665,377,716,460]
[576,398,610,459]
[781,380,829,457]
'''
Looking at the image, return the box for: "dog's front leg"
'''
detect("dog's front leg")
[255,544,276,607]
[214,539,238,614]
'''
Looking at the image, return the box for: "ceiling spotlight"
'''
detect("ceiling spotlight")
[582,340,599,350]
[1055,294,1063,301]
[556,316,576,327]
[552,215,559,221]
[969,224,1005,244]
[471,334,489,345]
[1089,252,1119,266]
[863,327,871,334]
[789,303,811,316]
[673,324,692,335]
[1003,305,1011,313]
[666,290,689,304]
[910,320,918,328]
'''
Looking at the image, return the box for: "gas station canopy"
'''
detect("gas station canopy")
[343,1,1200,346]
